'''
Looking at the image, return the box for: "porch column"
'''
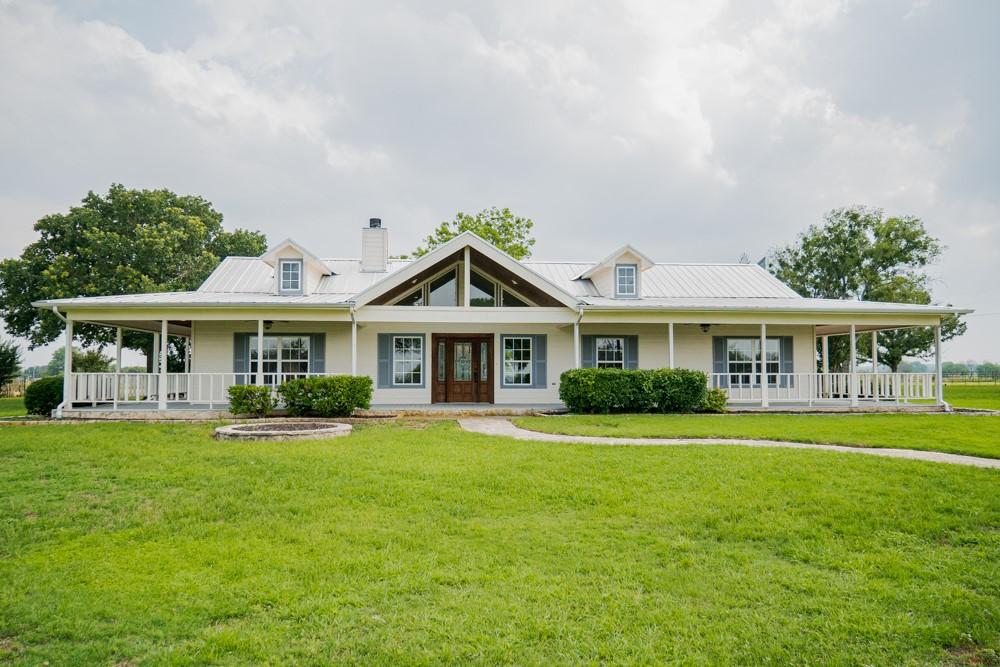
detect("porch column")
[849,324,858,407]
[256,319,265,386]
[667,322,675,369]
[871,330,878,371]
[759,322,769,408]
[463,246,471,307]
[935,324,943,406]
[62,315,73,409]
[184,337,191,373]
[351,315,358,376]
[115,327,123,372]
[821,335,829,373]
[152,332,160,375]
[158,320,168,410]
[573,317,581,369]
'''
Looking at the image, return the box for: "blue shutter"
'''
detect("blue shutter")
[310,333,326,374]
[377,334,391,388]
[624,335,639,369]
[712,337,728,388]
[233,333,250,385]
[780,336,794,388]
[532,334,547,388]
[581,335,595,368]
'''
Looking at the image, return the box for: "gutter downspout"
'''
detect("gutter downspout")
[50,307,67,419]
[350,304,358,376]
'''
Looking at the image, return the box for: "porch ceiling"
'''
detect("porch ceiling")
[75,319,193,336]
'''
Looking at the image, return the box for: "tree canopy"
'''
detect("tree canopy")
[0,184,267,352]
[414,207,535,259]
[769,206,965,371]
[0,338,21,389]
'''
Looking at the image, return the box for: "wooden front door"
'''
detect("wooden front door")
[431,334,493,403]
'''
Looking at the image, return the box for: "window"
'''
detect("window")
[428,269,458,306]
[501,289,529,307]
[615,264,637,297]
[249,335,310,385]
[279,260,302,293]
[726,338,780,387]
[503,337,532,386]
[596,337,625,368]
[393,336,423,386]
[397,288,424,306]
[470,270,497,307]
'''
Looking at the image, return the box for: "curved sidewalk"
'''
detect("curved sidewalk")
[458,418,1000,469]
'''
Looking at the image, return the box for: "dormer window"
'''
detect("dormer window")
[615,264,637,298]
[279,259,303,294]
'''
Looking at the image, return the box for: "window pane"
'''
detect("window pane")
[429,269,458,306]
[397,289,424,306]
[501,289,529,307]
[469,271,497,307]
[616,265,636,295]
[596,337,625,368]
[393,336,423,385]
[437,341,446,382]
[480,342,488,381]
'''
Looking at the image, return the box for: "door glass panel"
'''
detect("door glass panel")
[454,342,472,381]
[469,271,496,307]
[429,269,458,306]
[480,342,488,381]
[437,341,446,381]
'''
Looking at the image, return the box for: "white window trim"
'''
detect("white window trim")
[392,335,424,386]
[502,336,533,386]
[595,336,626,369]
[279,259,303,294]
[615,264,638,298]
[249,334,311,385]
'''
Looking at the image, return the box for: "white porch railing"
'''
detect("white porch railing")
[67,372,346,409]
[709,372,938,404]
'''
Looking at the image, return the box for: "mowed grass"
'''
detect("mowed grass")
[1,421,999,665]
[514,413,1000,459]
[946,383,1000,410]
[0,397,25,418]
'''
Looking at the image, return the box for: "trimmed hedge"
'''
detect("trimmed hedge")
[227,385,276,417]
[559,368,708,414]
[25,376,63,416]
[278,376,373,417]
[700,388,728,413]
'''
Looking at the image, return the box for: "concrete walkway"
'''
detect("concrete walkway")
[458,418,1000,469]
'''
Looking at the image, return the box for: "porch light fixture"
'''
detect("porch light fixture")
[700,324,711,333]
[264,320,274,330]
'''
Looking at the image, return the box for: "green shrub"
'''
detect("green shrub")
[559,368,709,414]
[699,388,728,413]
[25,376,63,416]
[278,375,373,417]
[227,384,276,417]
[649,368,708,413]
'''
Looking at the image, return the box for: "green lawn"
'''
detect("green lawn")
[0,397,25,418]
[1,421,998,664]
[514,413,1000,459]
[946,383,1000,410]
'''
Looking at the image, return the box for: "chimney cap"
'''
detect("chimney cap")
[368,218,382,229]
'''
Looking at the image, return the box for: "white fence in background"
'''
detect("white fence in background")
[709,372,938,404]
[67,372,345,409]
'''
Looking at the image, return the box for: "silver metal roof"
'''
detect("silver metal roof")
[33,251,970,316]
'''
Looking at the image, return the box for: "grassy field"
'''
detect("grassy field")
[0,397,25,418]
[514,413,1000,459]
[1,421,998,665]
[945,383,1000,410]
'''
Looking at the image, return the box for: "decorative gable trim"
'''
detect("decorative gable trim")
[575,244,656,280]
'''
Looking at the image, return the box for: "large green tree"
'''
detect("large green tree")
[414,207,535,259]
[769,206,965,371]
[0,184,267,363]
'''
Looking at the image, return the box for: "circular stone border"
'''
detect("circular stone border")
[214,421,352,441]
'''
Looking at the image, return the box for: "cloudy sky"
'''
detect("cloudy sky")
[1,0,997,365]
